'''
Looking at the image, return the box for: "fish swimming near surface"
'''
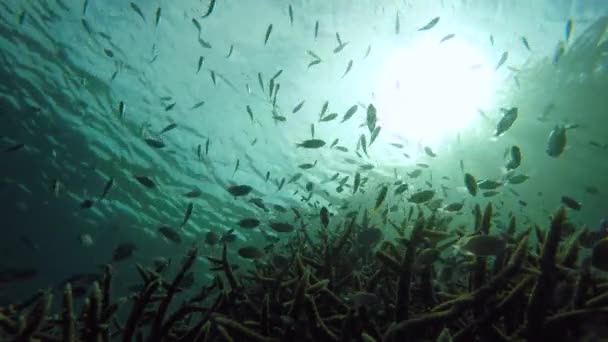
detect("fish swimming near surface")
[158,226,181,244]
[201,0,216,18]
[495,51,509,70]
[418,17,440,31]
[494,107,518,136]
[546,124,567,157]
[297,139,325,148]
[565,19,573,42]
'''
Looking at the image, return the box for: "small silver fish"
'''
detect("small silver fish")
[495,51,508,70]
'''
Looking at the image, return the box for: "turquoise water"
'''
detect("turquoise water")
[1,0,608,326]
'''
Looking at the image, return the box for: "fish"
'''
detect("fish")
[314,20,319,39]
[495,52,508,70]
[490,34,495,45]
[482,191,500,197]
[227,185,252,197]
[201,0,216,18]
[553,41,566,64]
[494,107,518,136]
[18,11,26,25]
[112,242,137,262]
[159,226,181,244]
[288,173,302,184]
[159,123,177,134]
[341,105,358,122]
[271,69,283,82]
[478,179,503,190]
[393,11,400,34]
[585,186,600,195]
[394,183,408,195]
[440,34,455,43]
[265,172,270,183]
[277,178,286,191]
[565,19,573,43]
[204,231,219,245]
[320,207,329,228]
[288,4,293,26]
[521,37,531,51]
[226,45,234,58]
[457,235,506,256]
[360,135,368,156]
[408,190,435,203]
[369,127,381,146]
[192,18,202,36]
[180,203,194,228]
[424,146,436,157]
[342,60,353,78]
[233,159,240,177]
[257,72,265,94]
[3,143,24,152]
[546,124,567,157]
[507,174,530,185]
[100,178,114,199]
[191,100,205,109]
[407,169,422,178]
[269,222,294,233]
[134,175,155,188]
[118,101,126,119]
[561,196,581,210]
[238,246,264,259]
[334,41,348,54]
[193,57,205,75]
[103,49,114,58]
[245,105,255,122]
[464,173,477,196]
[130,3,146,23]
[307,59,321,69]
[335,146,348,152]
[310,124,315,138]
[292,101,305,114]
[320,113,338,122]
[264,24,273,45]
[359,163,374,171]
[183,189,202,198]
[306,50,321,60]
[375,185,388,209]
[154,7,161,27]
[83,0,89,15]
[238,218,260,229]
[80,199,94,209]
[418,17,440,31]
[209,70,216,86]
[164,102,176,111]
[367,104,377,133]
[444,201,464,212]
[353,172,361,194]
[364,45,372,58]
[144,138,165,148]
[205,139,210,155]
[299,161,317,169]
[296,139,325,148]
[506,145,522,170]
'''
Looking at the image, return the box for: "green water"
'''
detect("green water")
[0,0,607,308]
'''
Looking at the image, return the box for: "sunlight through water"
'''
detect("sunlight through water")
[375,37,498,149]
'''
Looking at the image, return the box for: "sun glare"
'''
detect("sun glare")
[375,38,496,148]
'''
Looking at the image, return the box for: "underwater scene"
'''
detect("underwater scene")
[1,0,608,341]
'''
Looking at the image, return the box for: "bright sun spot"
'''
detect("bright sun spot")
[375,38,496,148]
